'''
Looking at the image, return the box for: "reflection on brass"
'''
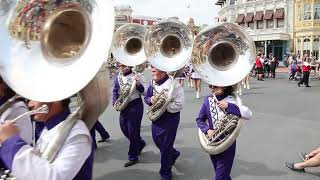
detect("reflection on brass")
[8,0,92,48]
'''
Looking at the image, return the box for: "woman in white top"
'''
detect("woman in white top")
[189,65,202,99]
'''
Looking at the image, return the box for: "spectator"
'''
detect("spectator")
[285,147,320,172]
[297,58,311,87]
[255,53,264,81]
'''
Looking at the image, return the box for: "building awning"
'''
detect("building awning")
[254,11,264,21]
[264,10,274,20]
[275,8,284,19]
[235,14,245,23]
[249,32,290,41]
[215,0,226,5]
[244,13,254,22]
[132,19,140,24]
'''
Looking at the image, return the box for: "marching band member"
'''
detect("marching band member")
[0,77,32,144]
[144,67,184,180]
[196,85,252,180]
[189,64,202,99]
[93,120,110,143]
[0,77,32,169]
[0,99,93,180]
[112,63,146,167]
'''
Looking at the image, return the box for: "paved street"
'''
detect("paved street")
[93,69,320,180]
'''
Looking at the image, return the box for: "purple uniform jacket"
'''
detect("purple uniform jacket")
[196,93,252,134]
[112,71,144,108]
[0,109,93,180]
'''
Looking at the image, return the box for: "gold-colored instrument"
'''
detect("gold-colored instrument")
[145,19,193,121]
[193,22,255,155]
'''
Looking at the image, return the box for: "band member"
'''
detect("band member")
[176,70,187,86]
[0,77,32,169]
[189,65,202,98]
[89,120,110,152]
[0,99,93,180]
[144,67,184,180]
[186,62,193,88]
[112,64,146,167]
[93,120,110,143]
[0,77,32,144]
[196,85,252,180]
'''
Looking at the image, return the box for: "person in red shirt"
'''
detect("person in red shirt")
[297,58,311,87]
[255,53,264,81]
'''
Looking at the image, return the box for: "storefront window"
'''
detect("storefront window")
[304,38,311,51]
[315,3,320,20]
[248,22,254,29]
[239,23,245,28]
[267,19,273,28]
[230,0,236,5]
[257,20,263,29]
[313,38,320,59]
[297,39,302,53]
[277,19,284,28]
[304,3,312,20]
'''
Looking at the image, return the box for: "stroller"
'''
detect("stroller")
[294,66,302,81]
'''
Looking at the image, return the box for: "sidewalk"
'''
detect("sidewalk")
[276,66,289,73]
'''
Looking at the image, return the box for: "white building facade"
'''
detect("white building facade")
[114,5,133,30]
[216,0,294,61]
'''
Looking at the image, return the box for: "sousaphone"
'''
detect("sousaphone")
[0,0,114,167]
[192,22,255,155]
[144,19,193,121]
[111,23,148,111]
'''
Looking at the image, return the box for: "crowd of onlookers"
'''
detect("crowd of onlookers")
[253,52,279,81]
[285,53,319,87]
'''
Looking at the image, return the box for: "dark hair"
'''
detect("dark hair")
[224,86,234,96]
[209,85,234,95]
[0,76,15,98]
[62,98,71,108]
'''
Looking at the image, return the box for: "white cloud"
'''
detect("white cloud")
[113,0,220,25]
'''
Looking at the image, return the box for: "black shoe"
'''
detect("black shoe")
[171,151,180,166]
[138,141,146,155]
[284,162,305,173]
[306,85,311,87]
[299,152,310,162]
[297,82,300,87]
[98,136,110,143]
[124,160,139,167]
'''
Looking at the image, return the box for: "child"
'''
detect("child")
[289,61,297,80]
[196,84,252,180]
